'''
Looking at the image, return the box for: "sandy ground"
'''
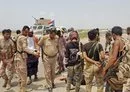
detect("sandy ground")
[0,33,127,92]
[0,57,102,92]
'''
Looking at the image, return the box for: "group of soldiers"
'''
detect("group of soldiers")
[0,25,130,92]
[0,26,40,92]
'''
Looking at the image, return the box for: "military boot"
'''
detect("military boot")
[6,79,11,90]
[47,87,53,92]
[75,87,80,92]
[2,79,8,87]
[6,72,13,90]
[52,83,56,88]
[34,74,38,81]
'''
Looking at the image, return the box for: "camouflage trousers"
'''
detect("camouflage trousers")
[84,64,104,92]
[66,63,83,92]
[0,61,14,83]
[57,52,65,73]
[15,59,27,89]
[123,78,130,92]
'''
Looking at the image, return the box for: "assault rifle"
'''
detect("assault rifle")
[104,50,128,81]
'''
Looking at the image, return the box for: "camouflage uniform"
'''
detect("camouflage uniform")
[65,41,83,92]
[14,35,37,92]
[57,36,66,73]
[38,35,59,88]
[66,63,83,92]
[120,36,130,92]
[0,38,16,89]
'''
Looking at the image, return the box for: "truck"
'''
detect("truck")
[30,17,54,38]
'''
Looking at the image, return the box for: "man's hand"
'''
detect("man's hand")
[94,61,101,68]
[34,51,40,58]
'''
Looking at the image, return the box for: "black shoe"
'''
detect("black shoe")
[48,87,52,92]
[34,76,38,81]
[52,83,56,88]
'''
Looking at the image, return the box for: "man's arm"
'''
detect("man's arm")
[83,44,101,67]
[83,52,99,64]
[38,36,46,47]
[64,44,70,66]
[33,36,40,52]
[11,40,16,55]
[10,40,16,63]
[98,44,105,60]
[22,37,39,56]
[104,40,119,71]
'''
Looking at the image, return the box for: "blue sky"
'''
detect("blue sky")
[0,0,130,30]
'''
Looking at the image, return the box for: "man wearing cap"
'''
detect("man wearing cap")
[38,28,59,92]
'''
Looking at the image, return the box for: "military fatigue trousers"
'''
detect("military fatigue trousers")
[66,63,83,92]
[0,61,14,84]
[84,64,104,92]
[124,78,130,92]
[15,58,27,90]
[43,55,57,88]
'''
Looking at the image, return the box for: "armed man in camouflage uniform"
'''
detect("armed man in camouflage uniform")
[102,26,125,92]
[65,31,83,92]
[14,26,39,92]
[0,29,16,90]
[123,27,130,92]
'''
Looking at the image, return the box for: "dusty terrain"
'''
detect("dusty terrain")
[0,33,127,92]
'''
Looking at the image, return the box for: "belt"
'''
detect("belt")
[43,51,57,58]
[16,50,25,54]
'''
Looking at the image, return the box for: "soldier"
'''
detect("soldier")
[0,29,16,90]
[56,30,66,74]
[126,27,130,41]
[12,30,21,41]
[105,31,112,54]
[14,26,39,92]
[83,29,105,92]
[16,30,21,35]
[65,31,83,92]
[38,28,59,92]
[102,26,125,92]
[123,27,130,92]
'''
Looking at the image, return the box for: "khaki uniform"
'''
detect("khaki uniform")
[38,35,58,88]
[84,63,104,92]
[14,35,36,92]
[83,42,104,92]
[0,38,16,88]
